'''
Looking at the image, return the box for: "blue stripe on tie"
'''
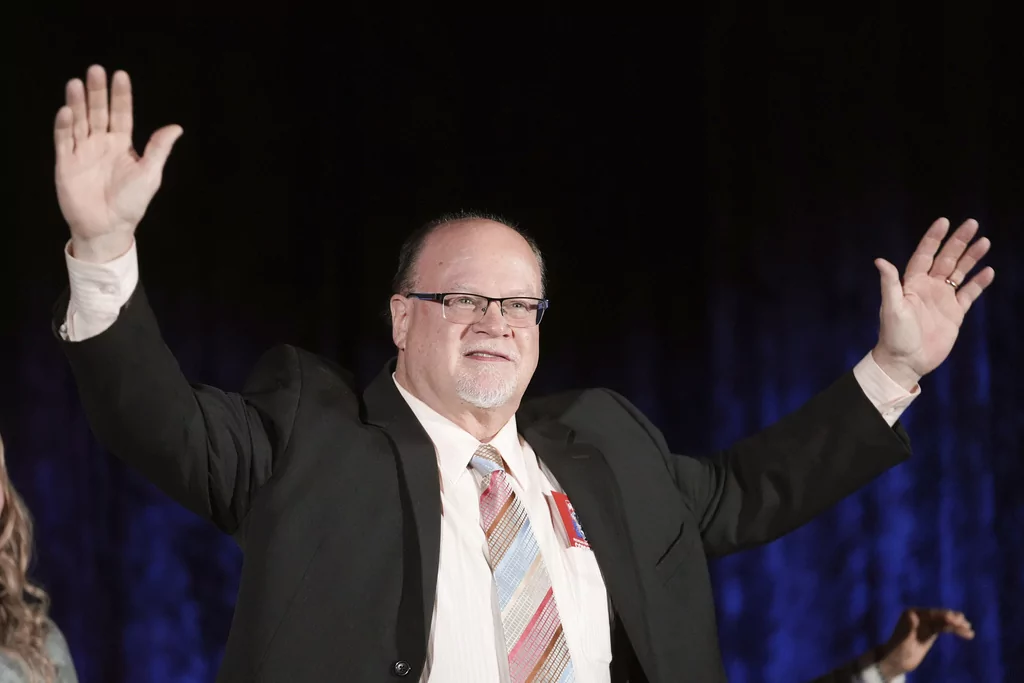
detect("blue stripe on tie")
[471,455,501,476]
[495,515,540,608]
[557,661,575,682]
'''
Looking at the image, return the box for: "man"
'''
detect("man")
[51,65,993,682]
[811,607,975,683]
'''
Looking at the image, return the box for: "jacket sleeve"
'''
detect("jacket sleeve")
[55,283,302,535]
[605,372,911,556]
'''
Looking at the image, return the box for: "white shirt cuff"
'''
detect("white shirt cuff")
[61,238,139,341]
[854,663,906,683]
[851,351,920,427]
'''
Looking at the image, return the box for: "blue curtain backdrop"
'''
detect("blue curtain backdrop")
[4,11,1021,682]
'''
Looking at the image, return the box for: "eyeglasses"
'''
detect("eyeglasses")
[405,292,549,327]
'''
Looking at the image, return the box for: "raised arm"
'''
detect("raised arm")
[667,219,993,554]
[53,65,296,534]
[669,366,912,555]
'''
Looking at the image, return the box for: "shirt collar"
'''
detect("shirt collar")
[391,374,526,489]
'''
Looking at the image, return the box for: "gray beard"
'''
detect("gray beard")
[455,370,516,409]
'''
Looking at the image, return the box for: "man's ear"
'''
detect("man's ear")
[390,295,410,350]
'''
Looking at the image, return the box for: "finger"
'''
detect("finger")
[913,609,975,640]
[948,236,991,286]
[85,64,109,135]
[940,610,969,627]
[938,615,975,638]
[65,78,89,146]
[918,608,963,623]
[948,623,975,638]
[904,217,950,278]
[875,258,904,309]
[109,70,133,135]
[140,124,184,174]
[927,609,967,627]
[54,106,75,159]
[929,219,979,279]
[956,266,995,314]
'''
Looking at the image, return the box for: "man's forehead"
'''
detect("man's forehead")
[415,222,542,294]
[423,254,540,288]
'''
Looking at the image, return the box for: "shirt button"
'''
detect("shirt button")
[100,284,117,295]
[392,660,411,676]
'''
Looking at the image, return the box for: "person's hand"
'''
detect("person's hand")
[876,608,975,679]
[54,65,183,263]
[871,218,995,390]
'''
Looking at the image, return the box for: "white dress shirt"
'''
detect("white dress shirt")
[393,379,612,682]
[59,239,919,682]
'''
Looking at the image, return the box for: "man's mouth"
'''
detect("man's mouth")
[464,350,512,361]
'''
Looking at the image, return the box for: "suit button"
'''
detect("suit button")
[392,660,411,677]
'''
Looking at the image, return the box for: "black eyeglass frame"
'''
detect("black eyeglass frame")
[405,292,550,326]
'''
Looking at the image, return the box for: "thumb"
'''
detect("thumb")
[907,610,921,632]
[875,258,904,309]
[141,124,184,174]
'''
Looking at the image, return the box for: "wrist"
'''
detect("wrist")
[877,656,905,681]
[870,347,922,392]
[69,233,135,264]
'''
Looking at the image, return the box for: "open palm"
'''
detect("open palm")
[54,65,182,260]
[873,218,995,385]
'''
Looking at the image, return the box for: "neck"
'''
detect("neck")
[394,368,517,441]
[456,404,517,442]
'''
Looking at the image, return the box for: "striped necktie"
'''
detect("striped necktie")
[470,443,575,683]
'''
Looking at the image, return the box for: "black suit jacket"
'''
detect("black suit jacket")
[55,285,911,682]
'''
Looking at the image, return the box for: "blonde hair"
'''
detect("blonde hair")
[0,434,55,683]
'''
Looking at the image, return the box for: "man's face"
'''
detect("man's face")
[391,220,542,418]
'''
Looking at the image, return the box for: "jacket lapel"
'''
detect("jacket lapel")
[362,360,442,664]
[521,419,655,675]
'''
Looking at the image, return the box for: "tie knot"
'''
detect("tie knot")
[470,444,506,475]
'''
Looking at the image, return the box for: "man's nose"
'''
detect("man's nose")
[474,301,511,336]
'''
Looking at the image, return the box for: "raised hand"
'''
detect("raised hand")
[877,608,974,679]
[871,218,995,390]
[54,65,183,263]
